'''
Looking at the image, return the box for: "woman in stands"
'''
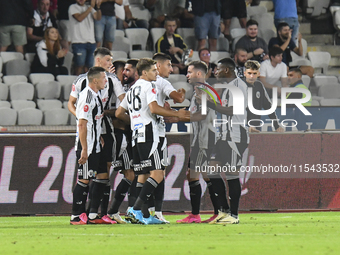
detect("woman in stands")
[31,27,68,77]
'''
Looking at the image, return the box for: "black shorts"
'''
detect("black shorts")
[188,139,214,169]
[221,0,247,20]
[132,139,166,175]
[112,129,133,172]
[98,133,115,174]
[210,140,248,168]
[76,151,100,179]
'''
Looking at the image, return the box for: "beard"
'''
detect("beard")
[248,35,257,40]
[124,76,135,84]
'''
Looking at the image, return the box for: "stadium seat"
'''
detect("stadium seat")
[216,37,229,52]
[151,28,166,50]
[305,0,331,17]
[29,73,55,85]
[56,75,77,101]
[0,83,8,100]
[17,108,43,125]
[311,99,320,106]
[253,13,275,31]
[313,75,338,87]
[69,112,76,125]
[230,17,242,30]
[9,82,34,100]
[37,99,63,111]
[62,101,68,109]
[189,51,200,62]
[176,28,196,50]
[0,108,17,125]
[318,83,340,98]
[112,36,130,54]
[111,51,128,61]
[115,29,125,39]
[259,29,276,44]
[0,56,3,74]
[307,51,331,74]
[25,53,35,65]
[230,28,246,40]
[166,98,190,108]
[63,51,73,75]
[129,50,153,59]
[36,81,61,99]
[210,51,230,64]
[289,39,312,66]
[44,108,69,125]
[125,28,149,52]
[171,81,193,100]
[167,74,187,84]
[3,75,28,85]
[11,100,36,111]
[247,5,267,17]
[232,36,243,52]
[301,75,311,89]
[0,101,11,108]
[0,52,24,63]
[319,98,340,106]
[4,59,30,76]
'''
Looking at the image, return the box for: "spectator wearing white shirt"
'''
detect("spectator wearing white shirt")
[259,46,288,97]
[115,0,149,29]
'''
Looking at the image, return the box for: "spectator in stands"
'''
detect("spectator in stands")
[115,0,149,30]
[268,22,314,78]
[234,48,248,78]
[191,0,221,51]
[272,0,299,44]
[235,19,269,63]
[95,0,122,50]
[259,47,288,97]
[0,0,33,54]
[198,48,216,79]
[31,0,58,18]
[31,27,68,77]
[221,0,247,41]
[155,16,187,74]
[180,0,194,28]
[27,0,58,53]
[286,68,311,106]
[57,0,76,45]
[146,0,186,28]
[69,0,102,75]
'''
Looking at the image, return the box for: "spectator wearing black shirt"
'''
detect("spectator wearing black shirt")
[155,17,187,74]
[234,48,248,78]
[180,0,194,28]
[244,60,284,132]
[221,0,247,40]
[31,27,68,77]
[286,68,311,106]
[0,0,33,54]
[27,0,58,53]
[268,22,314,78]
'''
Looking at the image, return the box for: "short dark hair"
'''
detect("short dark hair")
[277,22,290,32]
[188,61,208,75]
[113,60,126,71]
[87,66,106,82]
[246,19,258,28]
[136,58,157,76]
[126,59,139,68]
[244,60,261,71]
[198,48,210,56]
[288,68,302,77]
[218,58,236,71]
[269,46,283,59]
[94,47,112,58]
[164,16,177,25]
[153,52,172,62]
[235,48,247,55]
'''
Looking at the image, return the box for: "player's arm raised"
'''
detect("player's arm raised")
[78,118,88,165]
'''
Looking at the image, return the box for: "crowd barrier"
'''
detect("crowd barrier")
[0,132,340,215]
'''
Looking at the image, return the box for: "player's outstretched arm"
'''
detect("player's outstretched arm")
[149,101,187,118]
[169,88,186,103]
[115,106,130,124]
[68,95,77,117]
[78,118,88,165]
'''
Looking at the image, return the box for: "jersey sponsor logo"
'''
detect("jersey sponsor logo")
[72,84,75,91]
[95,113,104,120]
[84,105,89,112]
[222,99,228,106]
[132,114,141,119]
[112,160,123,168]
[256,91,261,98]
[102,97,108,103]
[132,132,144,140]
[140,159,152,168]
[191,105,197,112]
[152,88,156,94]
[134,123,143,131]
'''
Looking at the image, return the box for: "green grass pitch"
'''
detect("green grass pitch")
[0,212,339,255]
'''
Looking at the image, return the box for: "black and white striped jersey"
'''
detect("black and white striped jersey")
[155,75,176,137]
[75,86,104,155]
[120,79,159,147]
[217,77,249,144]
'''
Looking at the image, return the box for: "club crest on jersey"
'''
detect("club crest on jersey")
[84,105,89,112]
[256,91,261,98]
[152,88,156,94]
